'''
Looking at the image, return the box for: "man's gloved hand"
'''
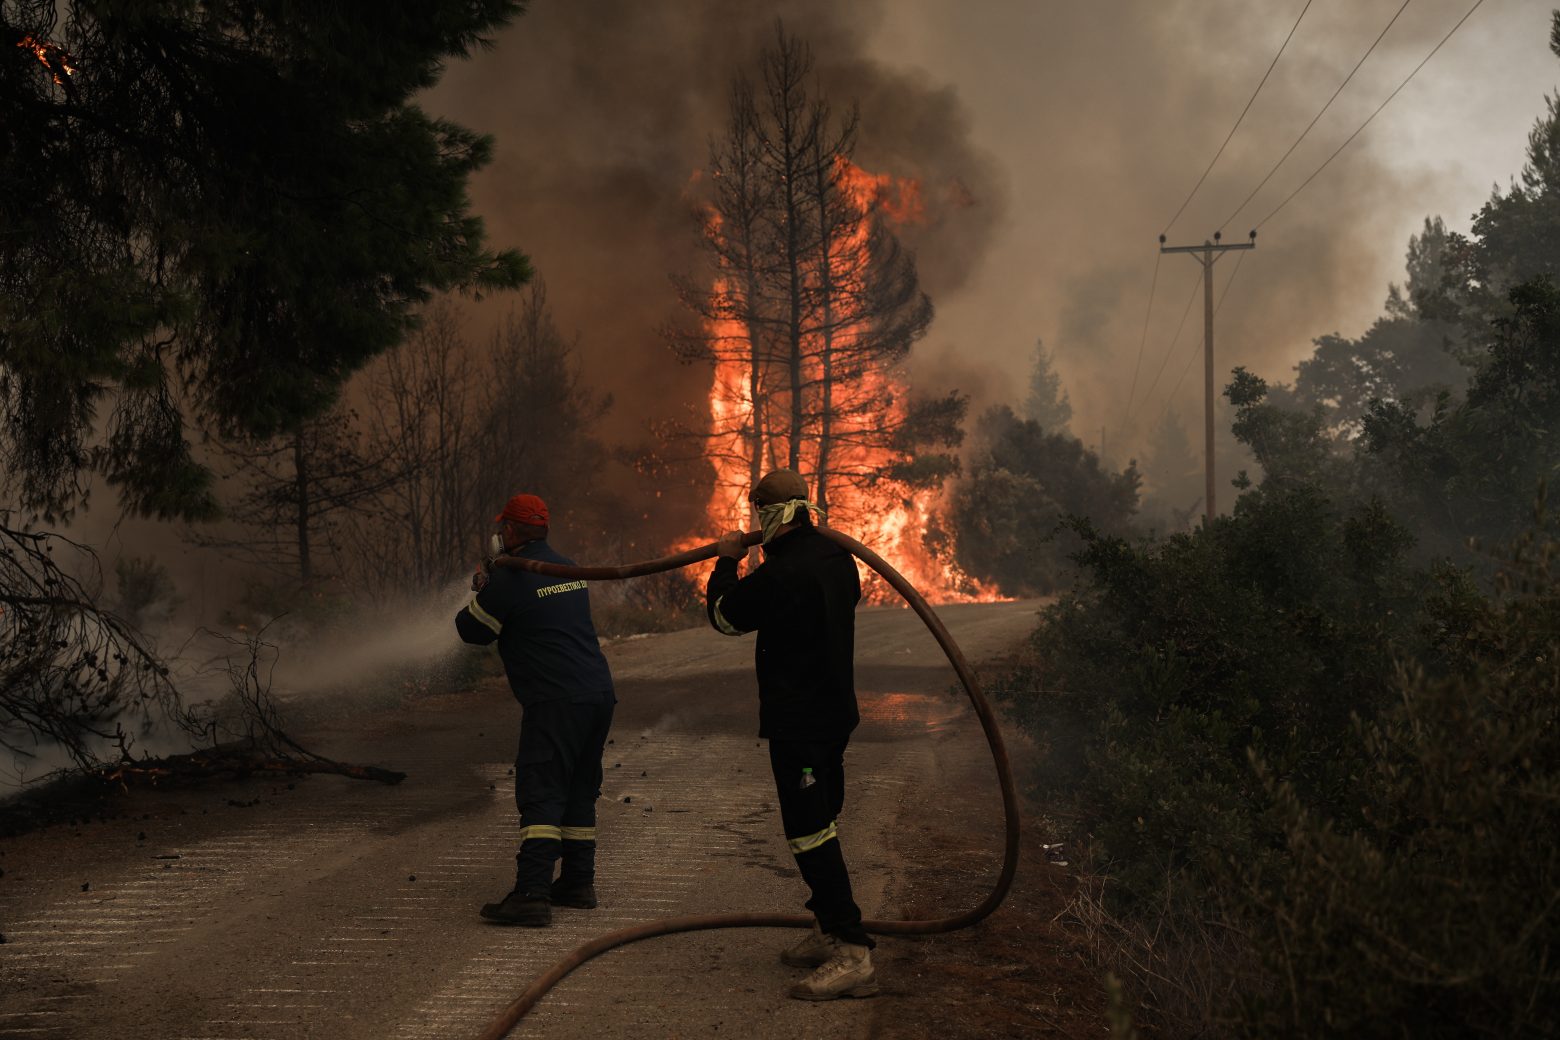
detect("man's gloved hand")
[716,530,746,560]
[472,556,495,592]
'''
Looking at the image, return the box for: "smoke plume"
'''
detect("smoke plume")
[422,0,1003,538]
[424,0,1553,478]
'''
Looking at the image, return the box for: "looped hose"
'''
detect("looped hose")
[477,528,1019,1039]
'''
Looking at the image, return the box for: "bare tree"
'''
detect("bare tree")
[755,27,837,471]
[334,288,610,600]
[346,301,483,596]
[193,408,404,585]
[474,281,612,518]
[667,76,784,529]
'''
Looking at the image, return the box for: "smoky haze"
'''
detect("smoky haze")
[421,0,1005,535]
[871,0,1556,461]
[66,0,1556,602]
[425,0,1555,484]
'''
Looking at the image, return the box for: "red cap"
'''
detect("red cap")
[495,493,549,526]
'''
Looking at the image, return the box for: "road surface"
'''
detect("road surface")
[0,600,1041,1040]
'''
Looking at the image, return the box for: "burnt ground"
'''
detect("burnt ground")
[866,724,1105,1039]
[0,599,1103,1039]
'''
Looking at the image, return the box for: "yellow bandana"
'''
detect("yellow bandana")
[756,498,825,544]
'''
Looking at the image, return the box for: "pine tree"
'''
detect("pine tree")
[1020,339,1072,433]
[1142,407,1203,512]
[0,1,530,523]
[669,23,951,526]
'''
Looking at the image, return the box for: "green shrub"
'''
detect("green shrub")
[591,570,705,640]
[1001,485,1469,909]
[1003,496,1559,1035]
[1232,529,1560,1038]
[950,405,1140,595]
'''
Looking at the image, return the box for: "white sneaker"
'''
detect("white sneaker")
[788,942,879,1000]
[780,922,836,968]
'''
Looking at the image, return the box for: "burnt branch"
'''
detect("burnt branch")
[0,515,209,776]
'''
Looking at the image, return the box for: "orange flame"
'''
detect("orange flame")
[839,164,927,225]
[18,34,76,85]
[688,159,1004,605]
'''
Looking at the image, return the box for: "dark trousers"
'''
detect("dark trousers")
[768,737,874,949]
[513,698,615,897]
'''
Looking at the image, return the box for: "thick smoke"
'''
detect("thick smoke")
[424,0,1552,487]
[53,1,1556,608]
[422,0,1005,538]
[864,0,1554,463]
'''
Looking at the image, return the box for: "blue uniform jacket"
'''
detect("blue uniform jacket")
[455,539,615,706]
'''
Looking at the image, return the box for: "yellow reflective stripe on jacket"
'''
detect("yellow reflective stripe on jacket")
[712,595,742,636]
[560,826,597,841]
[467,597,503,635]
[787,820,838,855]
[518,824,562,842]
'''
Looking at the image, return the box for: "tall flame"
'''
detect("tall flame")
[690,160,1003,605]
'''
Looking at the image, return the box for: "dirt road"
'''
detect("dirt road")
[0,600,1042,1040]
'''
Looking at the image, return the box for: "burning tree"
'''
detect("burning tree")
[668,26,970,596]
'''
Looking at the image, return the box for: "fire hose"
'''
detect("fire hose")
[475,527,1019,1040]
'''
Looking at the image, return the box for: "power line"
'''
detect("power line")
[1160,0,1315,236]
[1255,0,1489,230]
[1129,265,1202,434]
[1221,0,1414,233]
[1122,250,1163,428]
[1158,250,1249,428]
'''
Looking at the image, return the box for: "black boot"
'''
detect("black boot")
[480,889,552,927]
[549,879,598,909]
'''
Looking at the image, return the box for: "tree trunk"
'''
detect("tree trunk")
[812,154,838,516]
[784,169,805,473]
[747,297,765,522]
[293,431,311,584]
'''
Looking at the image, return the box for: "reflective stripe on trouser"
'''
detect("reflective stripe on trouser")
[513,699,614,897]
[769,737,874,949]
[787,821,838,854]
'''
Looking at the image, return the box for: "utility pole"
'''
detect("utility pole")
[1159,230,1255,524]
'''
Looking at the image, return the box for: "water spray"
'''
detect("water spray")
[478,527,1019,1038]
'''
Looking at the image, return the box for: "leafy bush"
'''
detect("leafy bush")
[1005,483,1474,905]
[1000,486,1560,1036]
[591,570,705,640]
[1232,527,1560,1038]
[950,405,1140,595]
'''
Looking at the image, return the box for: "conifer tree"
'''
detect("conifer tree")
[0,1,531,523]
[1020,339,1072,433]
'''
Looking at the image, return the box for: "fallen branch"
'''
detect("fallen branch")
[93,740,405,786]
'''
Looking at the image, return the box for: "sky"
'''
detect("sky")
[424,0,1560,464]
[866,0,1558,456]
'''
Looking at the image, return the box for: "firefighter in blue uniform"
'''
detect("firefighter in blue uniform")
[456,493,616,927]
[706,468,879,1000]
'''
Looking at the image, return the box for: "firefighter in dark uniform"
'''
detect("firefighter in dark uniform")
[455,493,616,927]
[706,469,878,1000]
